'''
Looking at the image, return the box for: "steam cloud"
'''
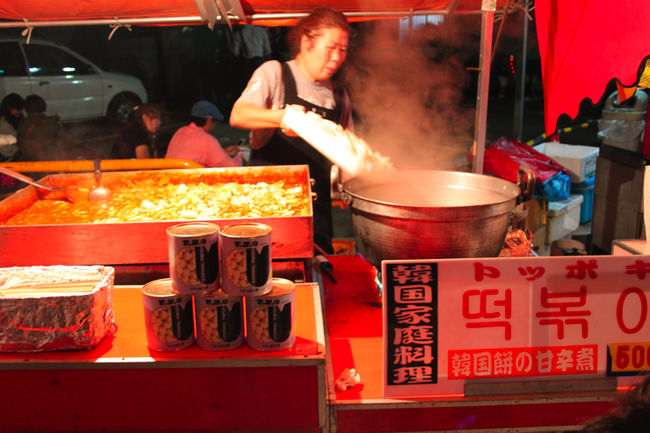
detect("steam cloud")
[342,18,478,171]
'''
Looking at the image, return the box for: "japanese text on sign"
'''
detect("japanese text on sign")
[383,256,650,397]
[449,345,597,379]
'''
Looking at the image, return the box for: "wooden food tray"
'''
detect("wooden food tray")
[0,165,313,266]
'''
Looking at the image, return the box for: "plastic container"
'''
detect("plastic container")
[545,194,584,244]
[571,176,595,224]
[551,239,587,256]
[534,141,599,183]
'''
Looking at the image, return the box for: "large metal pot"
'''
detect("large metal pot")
[339,169,530,266]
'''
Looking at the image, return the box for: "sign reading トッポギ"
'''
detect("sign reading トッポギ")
[382,256,650,397]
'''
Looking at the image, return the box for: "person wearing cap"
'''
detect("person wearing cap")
[165,100,243,167]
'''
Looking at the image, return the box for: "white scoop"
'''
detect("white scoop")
[281,105,393,177]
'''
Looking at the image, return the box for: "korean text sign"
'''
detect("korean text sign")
[382,256,650,397]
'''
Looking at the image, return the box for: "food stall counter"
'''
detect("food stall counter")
[0,283,327,433]
[321,254,623,433]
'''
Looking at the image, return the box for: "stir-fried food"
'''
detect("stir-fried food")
[2,173,311,225]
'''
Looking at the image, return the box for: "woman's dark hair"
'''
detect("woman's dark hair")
[287,8,350,56]
[1,93,24,113]
[582,375,650,433]
[24,94,47,114]
[0,93,24,128]
[128,102,162,124]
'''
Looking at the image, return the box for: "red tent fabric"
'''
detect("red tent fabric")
[536,0,650,135]
[0,0,487,25]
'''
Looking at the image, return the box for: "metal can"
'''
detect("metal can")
[167,222,220,294]
[141,278,194,351]
[220,223,272,296]
[195,289,244,351]
[245,278,295,351]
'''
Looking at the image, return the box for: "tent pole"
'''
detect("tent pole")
[471,5,495,173]
[512,1,529,140]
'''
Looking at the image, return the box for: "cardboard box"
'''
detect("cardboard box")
[534,141,599,182]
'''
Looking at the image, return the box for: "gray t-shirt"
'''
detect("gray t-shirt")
[235,59,353,148]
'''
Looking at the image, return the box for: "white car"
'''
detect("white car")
[0,38,148,123]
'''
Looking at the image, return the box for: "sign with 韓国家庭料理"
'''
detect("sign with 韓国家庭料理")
[382,255,650,397]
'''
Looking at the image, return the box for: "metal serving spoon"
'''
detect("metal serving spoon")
[88,159,112,201]
[0,166,75,203]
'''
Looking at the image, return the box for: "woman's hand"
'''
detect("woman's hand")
[280,105,306,137]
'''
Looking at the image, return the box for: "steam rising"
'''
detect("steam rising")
[342,18,477,171]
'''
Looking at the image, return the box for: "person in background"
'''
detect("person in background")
[0,93,24,161]
[229,7,353,254]
[0,93,25,137]
[112,103,162,159]
[165,100,243,167]
[17,94,69,161]
[582,375,650,433]
[230,25,273,87]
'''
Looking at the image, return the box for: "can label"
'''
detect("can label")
[195,290,243,351]
[220,223,272,296]
[142,279,194,351]
[246,278,295,351]
[167,222,220,294]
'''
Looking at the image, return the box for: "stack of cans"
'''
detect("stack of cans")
[141,222,295,353]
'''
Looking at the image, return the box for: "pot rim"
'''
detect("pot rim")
[341,169,520,210]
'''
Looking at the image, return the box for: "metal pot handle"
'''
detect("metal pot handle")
[517,165,535,204]
[331,165,343,201]
[330,165,354,205]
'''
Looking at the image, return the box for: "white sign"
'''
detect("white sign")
[382,255,650,397]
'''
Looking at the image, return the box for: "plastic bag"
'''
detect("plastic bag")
[483,137,571,201]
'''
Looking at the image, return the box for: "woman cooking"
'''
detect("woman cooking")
[229,7,353,254]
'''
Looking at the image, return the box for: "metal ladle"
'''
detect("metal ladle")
[0,166,75,203]
[88,159,112,201]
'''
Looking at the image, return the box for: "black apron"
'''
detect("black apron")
[250,62,344,254]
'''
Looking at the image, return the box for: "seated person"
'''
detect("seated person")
[165,100,243,167]
[17,94,69,161]
[112,103,162,159]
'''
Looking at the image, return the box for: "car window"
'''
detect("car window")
[23,44,94,76]
[0,42,27,76]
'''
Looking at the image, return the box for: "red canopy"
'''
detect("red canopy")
[3,1,646,146]
[536,0,650,135]
[0,0,489,25]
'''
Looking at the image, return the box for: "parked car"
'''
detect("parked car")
[0,38,148,123]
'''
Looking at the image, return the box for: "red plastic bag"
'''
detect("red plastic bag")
[483,137,570,184]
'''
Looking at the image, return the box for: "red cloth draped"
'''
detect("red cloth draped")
[536,1,650,135]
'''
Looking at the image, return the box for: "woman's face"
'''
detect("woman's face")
[300,27,349,83]
[9,107,23,119]
[143,113,161,134]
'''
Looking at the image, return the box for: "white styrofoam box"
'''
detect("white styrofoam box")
[534,141,599,183]
[546,194,584,244]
